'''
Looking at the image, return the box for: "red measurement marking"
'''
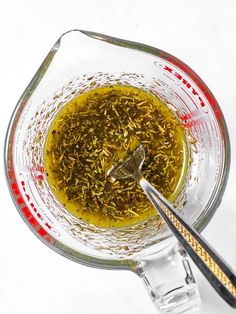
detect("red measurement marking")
[11,183,20,195]
[22,206,32,219]
[10,180,55,244]
[38,166,44,173]
[28,216,38,228]
[213,109,222,119]
[37,175,44,181]
[185,120,205,129]
[156,58,222,120]
[31,165,44,173]
[162,65,206,108]
[183,117,207,128]
[180,113,192,121]
[183,121,194,128]
[38,227,47,237]
[17,197,24,205]
[180,109,200,121]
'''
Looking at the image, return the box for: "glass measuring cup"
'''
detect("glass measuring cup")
[4,30,230,314]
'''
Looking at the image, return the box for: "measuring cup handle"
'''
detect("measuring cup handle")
[139,177,236,308]
[136,242,201,314]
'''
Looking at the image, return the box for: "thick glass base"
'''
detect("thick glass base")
[136,244,201,313]
[154,281,200,313]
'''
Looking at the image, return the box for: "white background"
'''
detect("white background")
[0,1,236,313]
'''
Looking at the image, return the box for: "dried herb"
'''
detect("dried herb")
[44,85,188,228]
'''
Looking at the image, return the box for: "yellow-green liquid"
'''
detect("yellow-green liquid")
[44,85,188,228]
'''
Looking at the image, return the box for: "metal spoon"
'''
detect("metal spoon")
[107,144,236,308]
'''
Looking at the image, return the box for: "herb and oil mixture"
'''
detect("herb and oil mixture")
[44,85,188,228]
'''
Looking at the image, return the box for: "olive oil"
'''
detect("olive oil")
[44,85,188,228]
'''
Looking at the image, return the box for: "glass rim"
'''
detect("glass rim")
[4,29,231,270]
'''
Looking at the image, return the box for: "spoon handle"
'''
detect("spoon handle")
[139,177,236,308]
